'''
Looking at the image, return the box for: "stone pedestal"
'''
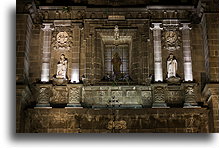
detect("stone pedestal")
[65,84,83,108]
[35,84,52,108]
[152,84,169,108]
[183,83,199,108]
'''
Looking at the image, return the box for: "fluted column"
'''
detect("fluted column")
[40,23,53,82]
[150,23,163,82]
[181,23,193,81]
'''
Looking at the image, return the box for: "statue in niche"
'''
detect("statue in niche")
[167,53,177,78]
[56,54,68,79]
[111,52,122,77]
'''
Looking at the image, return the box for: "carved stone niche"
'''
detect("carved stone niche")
[35,84,52,108]
[183,83,200,108]
[66,84,83,108]
[152,84,169,108]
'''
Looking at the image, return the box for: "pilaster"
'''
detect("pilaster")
[180,23,193,82]
[150,23,163,82]
[40,23,54,82]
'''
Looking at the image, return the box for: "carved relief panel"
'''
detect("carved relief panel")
[154,86,165,102]
[51,86,69,104]
[162,30,181,51]
[69,87,81,104]
[51,30,73,50]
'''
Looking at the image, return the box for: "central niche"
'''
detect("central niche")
[104,44,129,77]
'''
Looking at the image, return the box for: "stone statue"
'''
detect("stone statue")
[111,52,122,77]
[114,25,119,40]
[56,54,68,79]
[167,53,177,78]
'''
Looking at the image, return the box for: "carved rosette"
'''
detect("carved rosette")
[51,28,73,50]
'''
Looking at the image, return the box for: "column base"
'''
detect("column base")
[65,103,83,108]
[35,104,51,108]
[152,102,169,108]
[183,103,201,108]
[34,104,52,109]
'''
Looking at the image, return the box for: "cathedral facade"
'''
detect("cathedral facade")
[16,0,219,133]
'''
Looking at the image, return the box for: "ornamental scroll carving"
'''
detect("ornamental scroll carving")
[69,87,81,104]
[154,86,165,102]
[37,87,51,104]
[51,30,73,50]
[51,87,68,104]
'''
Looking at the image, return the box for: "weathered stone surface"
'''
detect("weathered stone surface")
[24,108,209,133]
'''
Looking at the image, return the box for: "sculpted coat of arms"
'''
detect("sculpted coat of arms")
[51,31,73,50]
[162,30,181,51]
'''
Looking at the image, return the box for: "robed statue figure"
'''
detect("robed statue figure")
[56,54,68,79]
[111,52,122,77]
[167,53,177,78]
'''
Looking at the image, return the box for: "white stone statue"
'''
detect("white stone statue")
[167,53,177,78]
[56,54,68,79]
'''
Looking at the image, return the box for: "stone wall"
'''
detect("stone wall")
[206,13,219,82]
[16,14,33,83]
[24,108,209,133]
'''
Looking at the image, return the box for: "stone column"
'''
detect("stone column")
[180,23,193,82]
[40,23,53,82]
[150,23,163,82]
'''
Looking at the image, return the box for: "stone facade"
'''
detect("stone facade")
[16,0,219,133]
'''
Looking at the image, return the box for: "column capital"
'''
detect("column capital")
[150,23,163,30]
[41,23,54,31]
[180,23,192,30]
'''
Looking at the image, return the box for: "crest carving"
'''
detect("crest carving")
[162,29,181,51]
[51,30,73,50]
